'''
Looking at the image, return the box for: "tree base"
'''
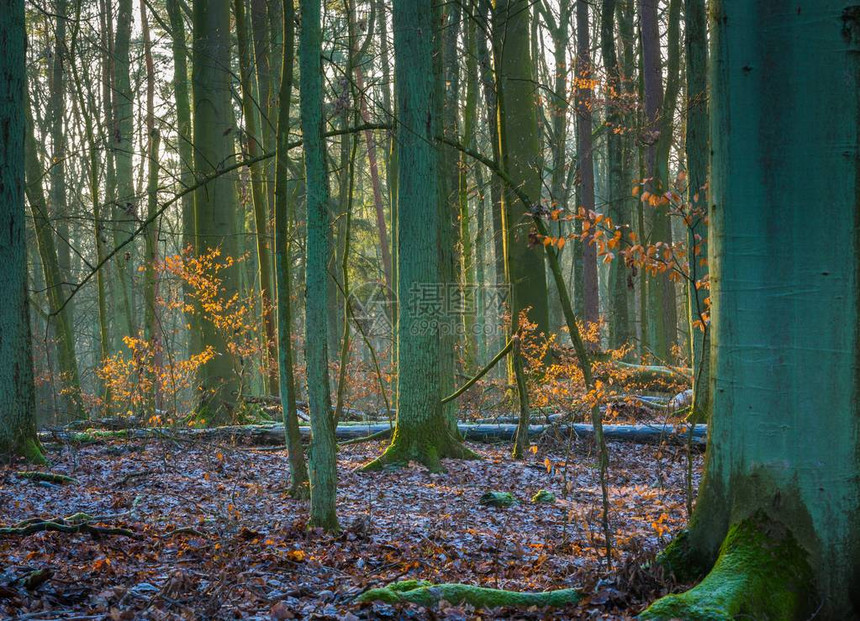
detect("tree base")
[356,580,580,609]
[642,514,814,620]
[362,432,480,472]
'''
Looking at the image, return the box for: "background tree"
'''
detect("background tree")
[192,0,241,420]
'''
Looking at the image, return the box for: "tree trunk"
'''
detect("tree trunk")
[24,96,84,420]
[192,0,241,420]
[0,0,43,463]
[645,3,860,617]
[112,0,137,343]
[140,0,163,411]
[364,0,477,472]
[575,0,599,329]
[235,0,279,394]
[638,0,679,360]
[684,0,709,424]
[601,0,631,349]
[274,0,309,498]
[492,0,550,338]
[298,0,339,531]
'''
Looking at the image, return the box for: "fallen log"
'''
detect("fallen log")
[40,422,706,447]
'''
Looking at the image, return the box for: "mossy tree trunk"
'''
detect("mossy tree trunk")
[274,0,309,498]
[364,0,477,472]
[192,0,241,421]
[0,0,44,463]
[492,0,550,339]
[298,0,339,531]
[646,2,860,617]
[165,0,199,356]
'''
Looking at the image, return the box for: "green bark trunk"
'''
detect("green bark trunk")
[192,0,241,421]
[274,0,309,498]
[0,0,44,463]
[576,0,599,328]
[165,0,199,357]
[492,0,550,337]
[364,0,476,472]
[647,2,860,616]
[298,0,338,531]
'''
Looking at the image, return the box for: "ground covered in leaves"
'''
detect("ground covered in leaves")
[1,434,701,619]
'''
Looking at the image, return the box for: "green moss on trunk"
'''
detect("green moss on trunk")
[356,580,580,609]
[642,515,814,620]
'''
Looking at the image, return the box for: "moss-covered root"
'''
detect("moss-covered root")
[362,433,480,472]
[356,580,581,609]
[641,515,814,621]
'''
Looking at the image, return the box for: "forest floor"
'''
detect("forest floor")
[0,433,701,619]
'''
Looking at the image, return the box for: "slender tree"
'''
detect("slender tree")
[601,0,631,348]
[112,0,137,342]
[274,0,309,498]
[298,0,339,530]
[0,0,43,463]
[575,0,599,329]
[235,0,279,394]
[684,0,709,424]
[645,2,860,617]
[24,96,84,419]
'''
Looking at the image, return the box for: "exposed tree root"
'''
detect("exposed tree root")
[0,513,138,539]
[642,514,814,620]
[355,579,581,609]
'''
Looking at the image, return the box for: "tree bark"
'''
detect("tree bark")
[646,2,860,616]
[364,0,477,472]
[192,0,241,420]
[0,0,43,463]
[274,0,309,498]
[492,0,550,338]
[298,0,339,531]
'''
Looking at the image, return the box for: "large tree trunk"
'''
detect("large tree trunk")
[298,0,339,531]
[645,2,860,617]
[192,0,241,420]
[364,0,476,472]
[0,0,43,463]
